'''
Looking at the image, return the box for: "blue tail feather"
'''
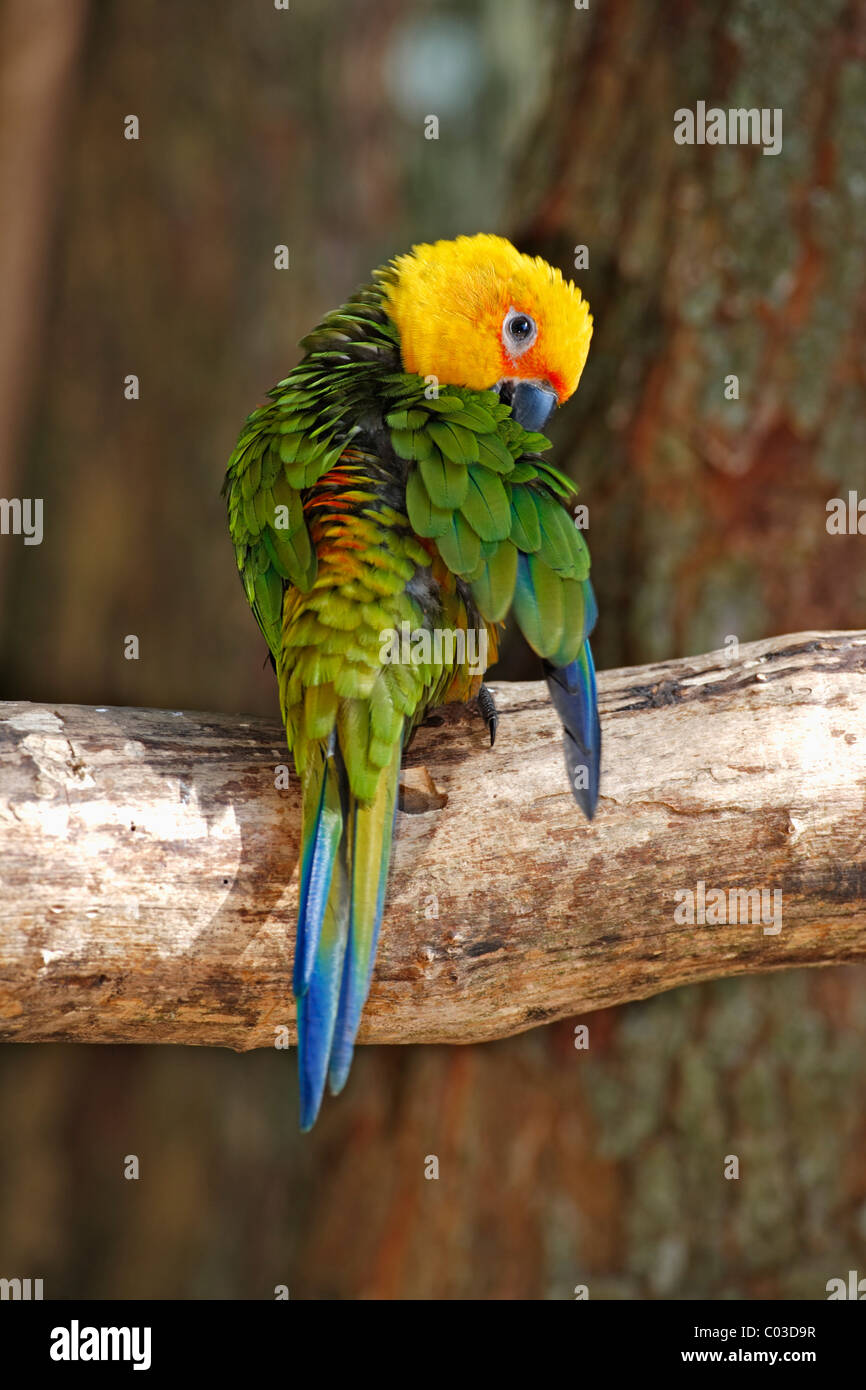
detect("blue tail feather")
[297,847,349,1131]
[327,790,400,1097]
[295,736,402,1129]
[293,738,344,997]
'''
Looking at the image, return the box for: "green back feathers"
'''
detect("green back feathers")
[223,286,400,661]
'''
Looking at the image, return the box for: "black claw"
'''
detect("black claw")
[477,685,498,747]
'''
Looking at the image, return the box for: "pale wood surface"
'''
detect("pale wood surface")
[1,630,864,1050]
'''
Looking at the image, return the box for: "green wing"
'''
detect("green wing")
[384,381,593,667]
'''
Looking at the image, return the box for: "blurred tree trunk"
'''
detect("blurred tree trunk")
[0,0,87,564]
[293,972,866,1300]
[507,0,866,674]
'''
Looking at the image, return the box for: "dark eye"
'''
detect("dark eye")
[502,309,537,353]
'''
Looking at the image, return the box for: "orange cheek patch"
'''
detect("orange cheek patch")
[516,343,546,381]
[545,368,567,400]
[499,342,566,400]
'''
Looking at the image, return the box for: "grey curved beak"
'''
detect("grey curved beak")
[506,380,558,432]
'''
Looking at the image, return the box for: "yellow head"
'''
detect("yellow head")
[382,234,592,417]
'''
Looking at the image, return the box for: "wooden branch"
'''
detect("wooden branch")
[1,631,865,1050]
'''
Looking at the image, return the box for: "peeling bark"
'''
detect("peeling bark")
[1,631,864,1049]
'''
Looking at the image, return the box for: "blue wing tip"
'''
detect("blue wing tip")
[544,645,601,822]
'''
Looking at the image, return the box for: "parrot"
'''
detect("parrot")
[223,234,599,1130]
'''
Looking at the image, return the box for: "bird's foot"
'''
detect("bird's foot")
[477,685,498,747]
